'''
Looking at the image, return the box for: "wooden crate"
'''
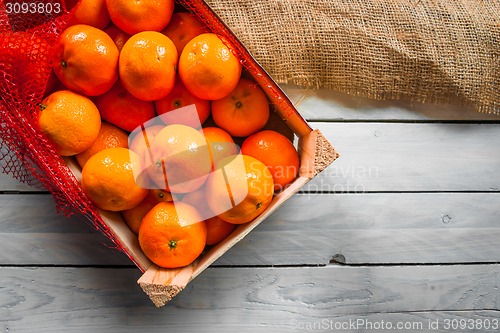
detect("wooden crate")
[65,124,337,306]
[2,0,339,307]
[62,0,338,307]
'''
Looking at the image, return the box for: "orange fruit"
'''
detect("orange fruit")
[81,147,148,211]
[155,77,210,128]
[121,196,156,234]
[150,189,175,203]
[182,186,214,221]
[122,189,174,234]
[119,31,178,101]
[147,124,211,193]
[206,154,274,224]
[105,0,174,35]
[68,0,111,29]
[103,24,131,51]
[128,124,166,189]
[183,188,235,246]
[138,201,207,268]
[241,130,300,192]
[38,90,101,156]
[52,24,119,96]
[199,127,239,170]
[204,217,236,246]
[43,70,60,97]
[179,33,242,100]
[94,80,156,132]
[211,78,270,137]
[161,12,208,55]
[129,124,164,160]
[75,122,129,168]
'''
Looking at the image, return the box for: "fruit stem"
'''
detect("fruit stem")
[168,240,177,250]
[235,101,243,109]
[39,103,47,111]
[256,202,262,209]
[61,60,67,69]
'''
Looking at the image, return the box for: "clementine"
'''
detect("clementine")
[129,124,164,162]
[179,33,242,100]
[75,121,129,168]
[151,189,175,203]
[183,188,235,246]
[138,201,207,268]
[155,78,210,128]
[68,0,111,29]
[52,24,119,96]
[161,12,208,55]
[147,124,211,193]
[43,70,60,97]
[211,78,270,137]
[122,189,174,234]
[103,24,131,51]
[119,31,178,101]
[94,80,156,132]
[206,154,274,224]
[38,90,101,156]
[199,127,239,170]
[204,217,236,246]
[241,130,300,192]
[105,0,174,35]
[81,147,148,211]
[121,196,156,234]
[128,124,170,189]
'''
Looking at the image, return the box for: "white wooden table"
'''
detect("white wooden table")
[1,85,499,332]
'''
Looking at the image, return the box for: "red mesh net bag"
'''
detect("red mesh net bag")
[0,0,138,263]
[0,0,300,270]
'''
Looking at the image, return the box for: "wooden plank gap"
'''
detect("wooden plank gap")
[306,119,500,124]
[0,190,51,195]
[0,264,137,268]
[328,261,500,267]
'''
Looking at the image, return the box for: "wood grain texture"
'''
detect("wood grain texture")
[282,85,500,121]
[307,123,500,192]
[1,193,499,266]
[0,265,498,332]
[219,192,500,265]
[2,122,500,193]
[2,86,500,326]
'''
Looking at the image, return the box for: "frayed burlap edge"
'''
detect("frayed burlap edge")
[204,0,500,115]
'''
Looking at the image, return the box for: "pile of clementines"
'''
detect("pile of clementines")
[38,0,300,269]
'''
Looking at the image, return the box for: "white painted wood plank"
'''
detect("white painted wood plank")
[282,84,500,121]
[0,194,131,265]
[1,193,499,265]
[0,265,498,332]
[3,123,499,192]
[307,123,500,192]
[219,192,500,265]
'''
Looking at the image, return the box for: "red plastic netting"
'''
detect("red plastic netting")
[0,0,131,262]
[0,0,299,270]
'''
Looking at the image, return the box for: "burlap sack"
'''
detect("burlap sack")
[205,0,499,114]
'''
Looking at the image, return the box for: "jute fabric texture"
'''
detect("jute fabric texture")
[205,0,500,113]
